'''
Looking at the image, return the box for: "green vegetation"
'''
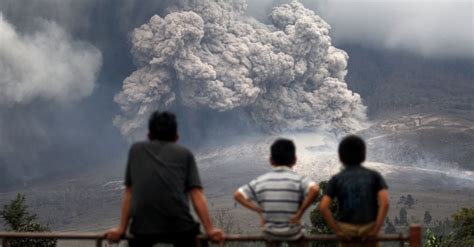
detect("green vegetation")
[424,210,433,225]
[384,218,396,234]
[0,193,56,247]
[309,181,339,247]
[423,207,474,247]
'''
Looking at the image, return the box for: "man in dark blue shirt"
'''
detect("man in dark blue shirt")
[320,135,389,247]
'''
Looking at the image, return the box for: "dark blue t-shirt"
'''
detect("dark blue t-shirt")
[324,165,388,224]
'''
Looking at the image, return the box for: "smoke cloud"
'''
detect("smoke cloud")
[0,12,104,185]
[0,14,102,104]
[296,0,474,58]
[114,0,367,139]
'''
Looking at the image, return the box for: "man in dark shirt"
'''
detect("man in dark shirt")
[105,111,224,247]
[320,135,389,247]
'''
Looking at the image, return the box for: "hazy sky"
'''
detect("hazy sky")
[249,0,474,58]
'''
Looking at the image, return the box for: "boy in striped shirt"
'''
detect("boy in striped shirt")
[234,139,320,242]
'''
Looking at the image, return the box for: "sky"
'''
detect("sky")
[0,0,472,185]
[249,0,474,58]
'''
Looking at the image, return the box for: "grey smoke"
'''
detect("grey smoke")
[0,11,104,185]
[0,13,102,104]
[114,0,367,139]
[254,0,474,58]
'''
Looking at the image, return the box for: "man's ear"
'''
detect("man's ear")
[269,157,275,165]
[147,132,153,140]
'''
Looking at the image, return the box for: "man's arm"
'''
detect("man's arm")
[105,186,132,242]
[319,195,348,239]
[366,189,389,237]
[290,184,320,224]
[190,188,224,242]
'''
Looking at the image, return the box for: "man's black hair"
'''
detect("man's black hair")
[338,135,366,166]
[271,139,296,166]
[148,111,177,141]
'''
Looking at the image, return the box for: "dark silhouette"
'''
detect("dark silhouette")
[320,135,389,247]
[105,111,224,247]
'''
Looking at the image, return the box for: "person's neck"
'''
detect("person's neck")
[345,164,362,169]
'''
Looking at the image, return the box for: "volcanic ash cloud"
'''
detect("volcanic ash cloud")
[0,14,102,105]
[114,0,367,138]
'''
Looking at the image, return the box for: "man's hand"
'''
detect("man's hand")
[105,187,132,243]
[206,227,225,243]
[190,188,226,243]
[105,227,125,243]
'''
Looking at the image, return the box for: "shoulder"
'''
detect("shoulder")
[129,141,149,151]
[165,142,193,154]
[130,141,194,157]
[255,172,275,182]
[329,170,345,181]
[361,166,384,178]
[255,170,305,186]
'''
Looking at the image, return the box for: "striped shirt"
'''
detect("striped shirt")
[238,166,315,239]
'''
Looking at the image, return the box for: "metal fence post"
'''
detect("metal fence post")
[2,238,8,247]
[399,233,404,247]
[409,224,421,247]
[95,239,102,247]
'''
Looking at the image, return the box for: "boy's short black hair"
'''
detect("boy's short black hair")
[271,139,296,166]
[338,135,366,166]
[148,111,177,141]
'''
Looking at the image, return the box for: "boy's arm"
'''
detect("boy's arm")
[190,187,225,243]
[319,195,348,239]
[234,190,263,213]
[366,189,389,237]
[234,190,264,225]
[105,186,132,242]
[290,184,320,224]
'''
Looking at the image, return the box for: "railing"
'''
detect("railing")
[0,224,421,247]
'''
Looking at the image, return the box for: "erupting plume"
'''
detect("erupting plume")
[114,0,367,138]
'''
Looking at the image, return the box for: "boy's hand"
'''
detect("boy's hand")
[259,213,265,226]
[336,230,351,241]
[289,212,302,224]
[367,227,379,237]
[362,227,379,241]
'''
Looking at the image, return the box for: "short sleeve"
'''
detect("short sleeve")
[124,144,136,187]
[301,176,316,195]
[237,179,258,202]
[324,176,337,198]
[374,172,389,191]
[185,152,202,191]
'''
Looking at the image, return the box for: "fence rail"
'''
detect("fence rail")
[0,224,421,247]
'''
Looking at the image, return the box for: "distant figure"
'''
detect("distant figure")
[105,111,224,247]
[234,139,320,245]
[320,135,389,247]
